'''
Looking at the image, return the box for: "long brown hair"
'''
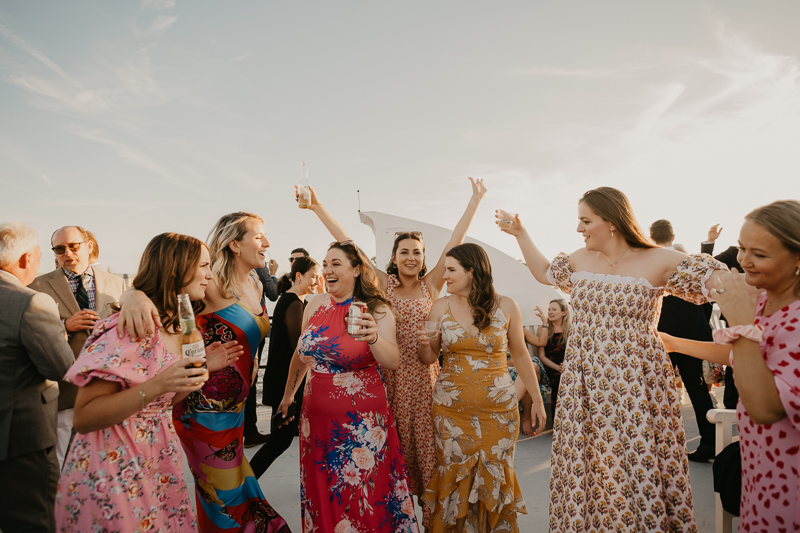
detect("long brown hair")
[580,187,657,249]
[745,199,800,296]
[207,212,264,298]
[386,232,427,278]
[132,233,206,332]
[328,241,393,318]
[446,243,496,330]
[545,298,571,348]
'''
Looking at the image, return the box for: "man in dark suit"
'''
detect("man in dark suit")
[0,222,74,532]
[30,226,125,466]
[701,224,741,409]
[651,220,717,462]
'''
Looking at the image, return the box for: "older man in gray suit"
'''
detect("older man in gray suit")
[0,222,74,532]
[30,225,125,467]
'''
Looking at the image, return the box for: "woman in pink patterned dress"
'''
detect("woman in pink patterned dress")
[662,200,800,532]
[302,179,486,526]
[56,233,242,532]
[497,187,728,532]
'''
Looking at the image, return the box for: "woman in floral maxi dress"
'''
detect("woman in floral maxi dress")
[302,179,487,526]
[417,243,546,533]
[277,241,419,532]
[497,187,727,532]
[56,233,236,532]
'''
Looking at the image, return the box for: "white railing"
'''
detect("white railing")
[707,408,738,533]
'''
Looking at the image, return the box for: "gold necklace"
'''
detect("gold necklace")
[602,247,629,267]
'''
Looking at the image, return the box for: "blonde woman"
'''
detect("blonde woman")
[531,299,571,423]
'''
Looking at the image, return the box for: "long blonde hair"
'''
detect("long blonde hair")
[545,298,571,348]
[207,212,263,299]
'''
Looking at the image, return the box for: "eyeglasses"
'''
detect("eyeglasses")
[329,240,355,248]
[52,242,86,255]
[394,231,423,239]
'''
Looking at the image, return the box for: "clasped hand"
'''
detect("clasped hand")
[152,357,208,395]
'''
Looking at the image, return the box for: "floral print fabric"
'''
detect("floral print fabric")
[55,314,195,532]
[735,294,800,532]
[384,275,440,506]
[546,253,724,533]
[422,300,527,533]
[297,297,419,533]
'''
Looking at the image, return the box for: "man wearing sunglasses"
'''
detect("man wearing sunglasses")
[30,226,125,467]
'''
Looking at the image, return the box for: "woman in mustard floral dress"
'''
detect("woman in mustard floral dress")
[497,187,727,533]
[417,243,546,533]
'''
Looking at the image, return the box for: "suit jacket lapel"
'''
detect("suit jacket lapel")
[94,270,111,318]
[50,271,80,317]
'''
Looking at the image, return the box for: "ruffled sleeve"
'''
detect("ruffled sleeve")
[65,313,170,389]
[546,253,574,293]
[664,253,727,304]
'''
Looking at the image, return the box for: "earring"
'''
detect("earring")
[796,266,799,276]
[611,231,615,237]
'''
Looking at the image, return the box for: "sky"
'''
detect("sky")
[2,1,800,276]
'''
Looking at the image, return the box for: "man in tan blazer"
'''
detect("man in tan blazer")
[30,226,125,466]
[0,222,74,532]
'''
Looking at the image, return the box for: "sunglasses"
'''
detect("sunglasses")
[394,231,423,239]
[52,242,86,255]
[329,240,355,248]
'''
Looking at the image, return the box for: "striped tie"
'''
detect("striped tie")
[75,274,90,310]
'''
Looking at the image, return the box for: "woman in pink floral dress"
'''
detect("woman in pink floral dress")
[276,241,419,532]
[56,233,241,532]
[303,179,486,526]
[497,187,727,532]
[662,199,800,532]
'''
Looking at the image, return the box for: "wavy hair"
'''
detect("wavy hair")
[446,243,496,330]
[207,212,263,299]
[131,233,206,333]
[328,241,393,318]
[386,232,427,278]
[745,199,800,296]
[545,298,571,348]
[580,187,656,249]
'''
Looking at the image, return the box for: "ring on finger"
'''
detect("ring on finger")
[717,288,727,294]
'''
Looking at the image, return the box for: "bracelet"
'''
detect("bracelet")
[139,384,147,410]
[367,334,379,345]
[712,324,764,345]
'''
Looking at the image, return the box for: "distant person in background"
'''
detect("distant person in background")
[530,299,572,425]
[0,222,74,533]
[30,225,126,467]
[274,248,312,295]
[86,230,101,270]
[701,223,742,409]
[650,219,717,462]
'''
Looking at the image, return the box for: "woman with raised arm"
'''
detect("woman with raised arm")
[118,213,290,533]
[497,187,727,533]
[301,178,486,525]
[532,299,571,423]
[250,256,321,478]
[276,241,418,532]
[56,233,243,532]
[660,200,800,533]
[416,243,545,533]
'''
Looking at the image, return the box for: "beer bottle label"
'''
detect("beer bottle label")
[182,340,206,359]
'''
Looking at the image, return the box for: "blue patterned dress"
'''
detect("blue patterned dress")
[297,297,419,533]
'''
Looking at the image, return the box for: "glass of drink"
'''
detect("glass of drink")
[298,160,311,209]
[347,301,367,337]
[420,320,440,340]
[496,209,515,229]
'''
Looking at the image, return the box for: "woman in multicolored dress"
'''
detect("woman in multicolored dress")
[302,179,486,527]
[497,187,727,532]
[276,241,419,532]
[56,233,241,532]
[119,213,290,533]
[417,243,546,533]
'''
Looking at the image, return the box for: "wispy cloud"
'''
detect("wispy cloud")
[143,14,177,36]
[0,23,81,87]
[141,0,175,10]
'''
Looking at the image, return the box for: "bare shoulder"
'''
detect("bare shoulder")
[567,248,588,269]
[640,246,688,270]
[201,277,229,314]
[498,295,521,316]
[305,293,329,316]
[428,296,448,319]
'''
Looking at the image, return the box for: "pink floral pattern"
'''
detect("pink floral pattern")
[546,254,724,533]
[55,314,195,532]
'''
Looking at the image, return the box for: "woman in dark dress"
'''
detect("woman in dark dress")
[251,257,321,477]
[535,299,571,420]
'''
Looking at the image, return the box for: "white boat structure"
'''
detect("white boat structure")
[359,211,564,327]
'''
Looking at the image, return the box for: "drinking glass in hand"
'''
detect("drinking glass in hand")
[420,320,440,340]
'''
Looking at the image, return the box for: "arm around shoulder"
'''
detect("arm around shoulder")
[20,292,74,380]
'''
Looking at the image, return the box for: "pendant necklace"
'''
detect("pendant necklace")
[602,247,630,267]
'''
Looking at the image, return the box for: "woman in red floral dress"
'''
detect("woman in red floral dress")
[302,179,486,526]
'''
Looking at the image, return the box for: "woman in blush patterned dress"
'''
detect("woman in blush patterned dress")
[661,200,800,532]
[119,213,290,533]
[497,187,728,533]
[417,243,546,533]
[276,241,419,533]
[302,179,487,526]
[56,233,242,532]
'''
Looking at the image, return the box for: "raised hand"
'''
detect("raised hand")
[496,210,524,236]
[296,184,321,210]
[469,177,487,199]
[534,306,546,324]
[205,340,243,372]
[707,224,723,242]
